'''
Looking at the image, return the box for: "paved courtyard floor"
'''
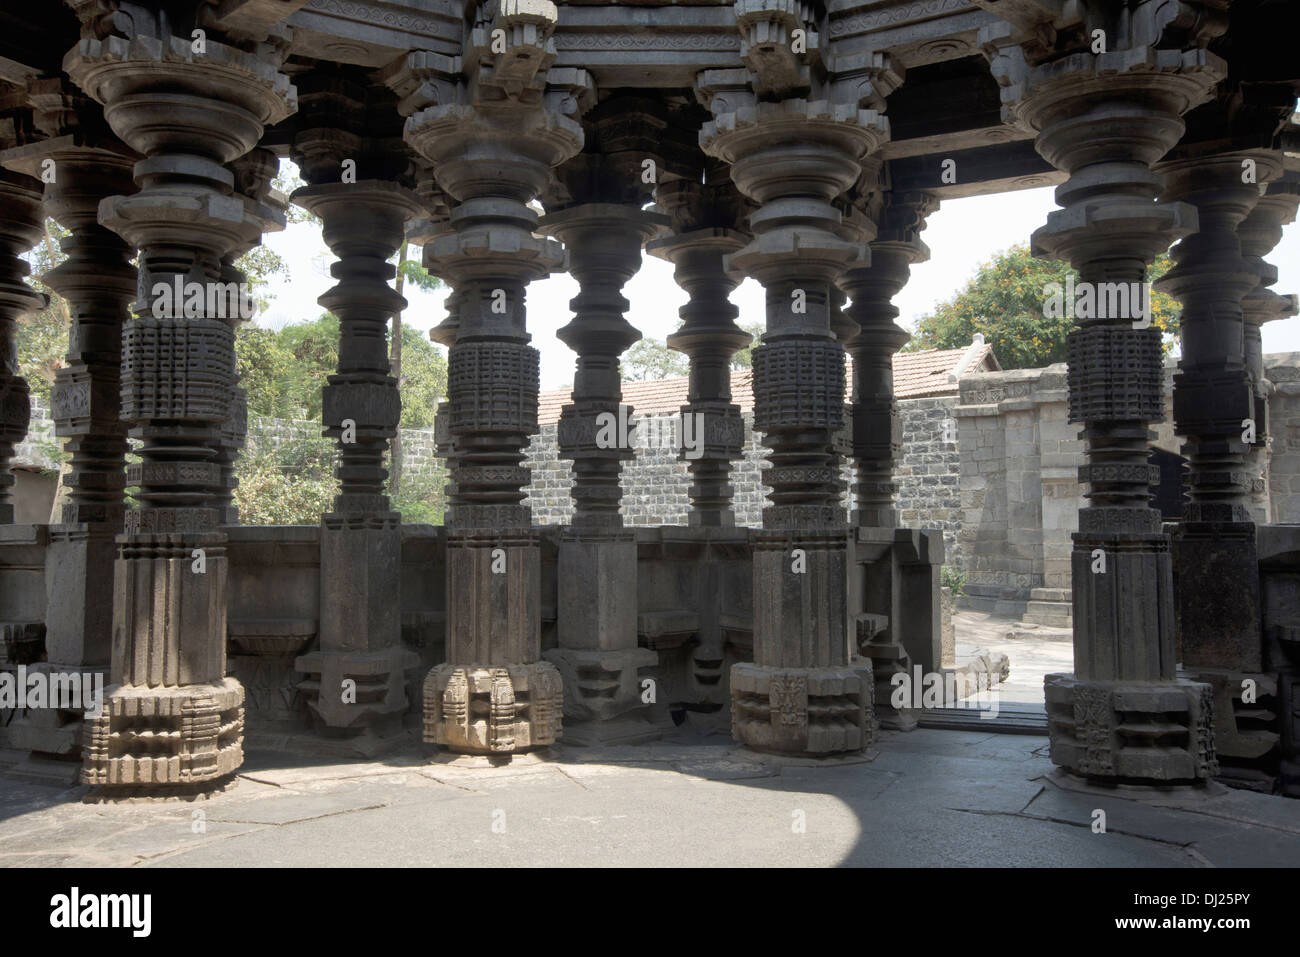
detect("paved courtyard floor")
[2,728,1296,867]
[953,608,1074,705]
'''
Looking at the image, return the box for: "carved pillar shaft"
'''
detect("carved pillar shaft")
[842,242,919,529]
[1237,173,1300,523]
[67,28,295,792]
[0,172,45,525]
[1156,152,1281,681]
[288,177,422,742]
[0,126,135,755]
[701,90,886,754]
[838,188,939,729]
[536,203,662,743]
[648,175,752,527]
[403,5,581,752]
[1008,48,1222,784]
[540,204,663,526]
[215,146,283,525]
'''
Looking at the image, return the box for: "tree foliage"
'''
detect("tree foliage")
[235,314,446,429]
[729,321,765,371]
[904,244,1181,369]
[621,336,688,380]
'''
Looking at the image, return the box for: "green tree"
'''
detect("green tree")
[621,336,688,380]
[395,322,447,429]
[729,321,765,371]
[275,313,341,419]
[234,325,298,419]
[234,432,337,525]
[389,241,441,497]
[904,244,1181,369]
[18,220,71,405]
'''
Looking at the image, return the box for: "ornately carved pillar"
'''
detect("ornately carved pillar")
[404,0,581,753]
[537,189,663,744]
[649,176,751,526]
[994,40,1222,783]
[67,23,295,792]
[289,164,422,746]
[699,58,887,754]
[1238,171,1300,523]
[1154,150,1280,750]
[0,170,44,526]
[839,187,942,728]
[0,81,136,757]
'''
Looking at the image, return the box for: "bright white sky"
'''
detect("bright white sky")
[256,181,1300,391]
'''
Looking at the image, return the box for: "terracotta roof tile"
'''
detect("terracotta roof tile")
[536,343,997,425]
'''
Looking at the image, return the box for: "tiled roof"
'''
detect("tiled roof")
[537,341,998,425]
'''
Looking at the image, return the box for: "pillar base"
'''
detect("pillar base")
[81,676,244,791]
[1173,522,1262,671]
[0,662,108,757]
[730,660,874,756]
[294,646,419,735]
[423,661,563,755]
[542,646,657,722]
[1044,674,1217,785]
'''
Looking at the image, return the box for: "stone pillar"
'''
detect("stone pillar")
[1238,172,1300,524]
[997,43,1223,783]
[404,1,582,754]
[67,24,295,793]
[649,176,751,527]
[0,170,44,526]
[537,199,663,744]
[0,84,135,758]
[839,188,942,728]
[1157,151,1281,670]
[289,173,422,747]
[408,173,459,521]
[699,64,886,754]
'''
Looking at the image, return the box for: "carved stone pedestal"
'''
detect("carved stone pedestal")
[85,533,244,789]
[542,647,659,745]
[1045,676,1216,784]
[853,526,944,730]
[425,529,563,753]
[543,531,659,743]
[14,525,118,758]
[295,514,417,748]
[732,530,875,754]
[424,662,562,755]
[732,661,874,755]
[83,678,244,789]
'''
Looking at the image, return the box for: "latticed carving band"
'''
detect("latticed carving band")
[1066,326,1163,424]
[121,317,235,423]
[752,339,845,432]
[448,341,540,434]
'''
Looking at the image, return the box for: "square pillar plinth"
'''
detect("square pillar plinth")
[1045,675,1217,784]
[542,531,658,745]
[424,529,562,754]
[1173,523,1262,673]
[732,530,875,755]
[853,526,944,731]
[83,533,244,790]
[295,513,416,743]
